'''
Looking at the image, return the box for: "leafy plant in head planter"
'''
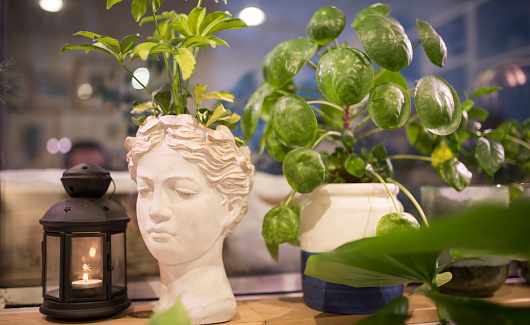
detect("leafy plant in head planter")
[61,0,248,132]
[242,3,530,324]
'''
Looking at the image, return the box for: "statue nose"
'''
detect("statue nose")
[149,190,172,223]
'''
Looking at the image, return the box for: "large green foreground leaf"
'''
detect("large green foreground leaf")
[427,292,530,325]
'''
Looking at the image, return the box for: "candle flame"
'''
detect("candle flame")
[83,272,88,284]
[89,247,96,258]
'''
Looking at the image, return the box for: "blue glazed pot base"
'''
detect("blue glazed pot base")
[301,250,404,315]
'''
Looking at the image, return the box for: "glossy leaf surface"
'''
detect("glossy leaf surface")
[438,158,472,191]
[265,126,293,162]
[262,205,299,245]
[306,6,346,45]
[271,95,318,147]
[476,137,505,176]
[282,149,325,194]
[317,48,373,106]
[368,82,411,130]
[241,83,275,141]
[359,14,412,72]
[416,19,447,67]
[406,121,434,155]
[263,37,318,88]
[376,212,420,237]
[415,76,461,135]
[351,3,391,30]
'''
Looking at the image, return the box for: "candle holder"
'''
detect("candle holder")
[39,163,131,320]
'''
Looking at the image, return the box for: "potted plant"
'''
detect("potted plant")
[60,0,255,324]
[241,2,530,315]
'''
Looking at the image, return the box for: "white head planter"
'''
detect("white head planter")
[125,115,254,324]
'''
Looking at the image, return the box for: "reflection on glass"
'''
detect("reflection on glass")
[111,233,126,294]
[45,235,61,299]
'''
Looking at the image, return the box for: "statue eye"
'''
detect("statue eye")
[176,188,198,199]
[137,186,151,197]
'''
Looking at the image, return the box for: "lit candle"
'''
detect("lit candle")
[71,263,102,289]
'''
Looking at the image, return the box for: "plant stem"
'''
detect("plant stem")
[506,135,530,150]
[282,190,297,206]
[295,86,321,93]
[306,59,317,70]
[356,128,384,140]
[352,114,372,132]
[388,154,444,164]
[311,130,342,150]
[373,172,400,214]
[354,33,359,49]
[429,282,449,325]
[388,178,429,227]
[334,39,340,49]
[307,100,344,111]
[374,68,386,81]
[412,40,421,49]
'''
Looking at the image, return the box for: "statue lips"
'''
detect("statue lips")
[148,227,176,243]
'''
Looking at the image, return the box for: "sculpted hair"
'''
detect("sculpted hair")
[125,115,255,236]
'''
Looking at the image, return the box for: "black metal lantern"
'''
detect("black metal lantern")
[39,163,131,320]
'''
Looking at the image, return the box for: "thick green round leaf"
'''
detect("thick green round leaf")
[359,14,412,72]
[416,19,447,67]
[262,81,295,121]
[241,82,275,141]
[438,158,472,191]
[351,3,392,30]
[373,69,408,90]
[317,48,373,106]
[376,212,420,237]
[263,37,318,88]
[476,137,505,176]
[283,148,325,194]
[368,82,411,130]
[406,121,434,155]
[271,94,318,147]
[415,76,461,135]
[265,126,293,162]
[306,6,346,45]
[342,129,355,149]
[345,153,366,178]
[262,205,299,245]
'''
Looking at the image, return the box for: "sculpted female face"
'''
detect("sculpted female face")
[135,142,228,265]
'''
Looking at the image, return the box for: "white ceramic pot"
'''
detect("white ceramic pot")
[300,183,405,314]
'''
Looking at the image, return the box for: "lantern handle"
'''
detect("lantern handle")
[107,178,116,200]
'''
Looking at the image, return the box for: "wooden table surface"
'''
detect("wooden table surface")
[1,281,530,324]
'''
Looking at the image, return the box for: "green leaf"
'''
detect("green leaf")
[60,44,116,59]
[262,205,299,245]
[133,42,172,61]
[317,48,373,106]
[131,0,148,22]
[106,0,123,9]
[414,76,461,136]
[264,126,294,162]
[96,35,121,56]
[263,37,317,88]
[131,101,154,114]
[305,242,440,287]
[306,6,346,45]
[509,183,524,202]
[202,17,249,36]
[409,272,452,295]
[282,148,325,194]
[438,158,472,191]
[198,90,234,105]
[471,86,503,98]
[199,11,230,35]
[206,35,229,47]
[355,296,410,325]
[376,212,420,237]
[467,107,489,122]
[120,34,141,55]
[193,84,208,102]
[476,137,505,176]
[271,94,318,148]
[188,7,206,35]
[266,244,279,262]
[154,90,171,113]
[373,69,408,90]
[205,103,231,127]
[359,14,412,72]
[351,3,391,30]
[174,48,196,80]
[368,82,411,130]
[132,116,147,126]
[152,0,163,11]
[241,82,275,141]
[427,292,530,325]
[182,35,215,48]
[149,297,191,325]
[406,121,434,155]
[173,15,193,37]
[345,153,366,178]
[416,19,447,67]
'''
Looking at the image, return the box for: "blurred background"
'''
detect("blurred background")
[1,0,529,303]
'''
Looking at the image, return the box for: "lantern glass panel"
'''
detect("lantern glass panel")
[44,234,61,299]
[70,235,104,299]
[110,232,126,294]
